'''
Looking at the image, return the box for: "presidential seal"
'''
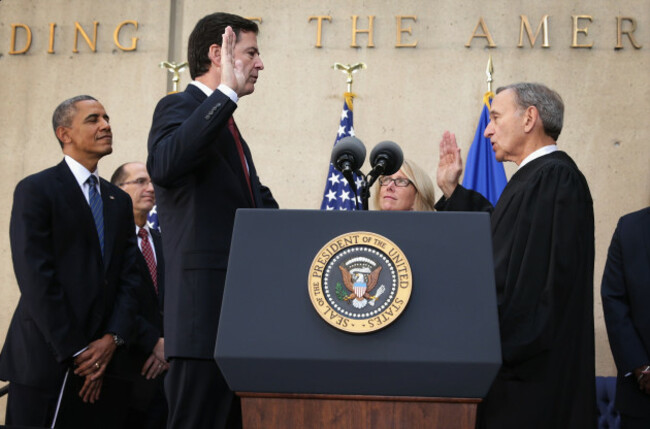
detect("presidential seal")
[308,231,412,334]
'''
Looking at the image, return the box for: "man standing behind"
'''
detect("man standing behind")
[602,207,650,428]
[147,12,278,429]
[0,95,140,427]
[112,162,168,429]
[436,83,595,428]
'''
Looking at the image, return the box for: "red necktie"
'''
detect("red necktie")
[228,117,255,207]
[138,227,158,294]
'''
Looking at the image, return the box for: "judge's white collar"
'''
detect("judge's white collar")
[518,145,558,169]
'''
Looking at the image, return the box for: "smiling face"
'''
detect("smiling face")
[484,89,527,164]
[233,30,264,96]
[57,99,112,168]
[378,170,417,211]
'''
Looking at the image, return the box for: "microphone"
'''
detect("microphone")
[331,136,366,174]
[369,140,404,176]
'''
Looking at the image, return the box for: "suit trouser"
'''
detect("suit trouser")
[6,382,59,427]
[621,414,650,429]
[165,358,241,429]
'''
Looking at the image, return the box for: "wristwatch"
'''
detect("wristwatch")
[111,333,125,347]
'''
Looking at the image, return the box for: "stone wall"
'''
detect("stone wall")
[0,0,648,421]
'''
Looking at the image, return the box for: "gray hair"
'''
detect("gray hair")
[52,95,97,147]
[497,83,564,141]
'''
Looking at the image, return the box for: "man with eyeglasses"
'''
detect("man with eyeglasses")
[111,162,168,429]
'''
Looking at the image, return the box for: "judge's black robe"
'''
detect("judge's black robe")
[436,151,596,429]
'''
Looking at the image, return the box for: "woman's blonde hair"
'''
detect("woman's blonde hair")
[372,159,436,211]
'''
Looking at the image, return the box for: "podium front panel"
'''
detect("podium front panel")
[215,209,500,398]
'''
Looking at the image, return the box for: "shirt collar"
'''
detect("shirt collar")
[136,224,151,236]
[64,155,99,189]
[190,80,213,97]
[518,145,558,169]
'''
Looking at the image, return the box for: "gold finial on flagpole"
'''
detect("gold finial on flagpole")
[159,61,189,94]
[486,54,494,94]
[332,62,367,93]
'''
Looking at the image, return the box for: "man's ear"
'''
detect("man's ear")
[523,106,539,133]
[208,44,221,66]
[56,126,70,145]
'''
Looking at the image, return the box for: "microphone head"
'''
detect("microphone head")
[331,136,366,172]
[370,141,404,176]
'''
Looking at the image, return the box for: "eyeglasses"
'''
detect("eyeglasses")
[378,177,412,187]
[120,177,152,187]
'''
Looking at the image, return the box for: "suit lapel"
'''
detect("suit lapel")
[186,85,255,207]
[228,120,255,207]
[642,208,650,269]
[55,161,103,263]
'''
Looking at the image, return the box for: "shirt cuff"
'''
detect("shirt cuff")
[218,84,239,104]
[73,346,88,357]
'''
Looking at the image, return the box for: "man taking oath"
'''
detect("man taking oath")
[436,82,596,428]
[147,12,278,429]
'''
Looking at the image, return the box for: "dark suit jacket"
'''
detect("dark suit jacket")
[602,206,650,417]
[147,84,278,359]
[0,160,140,389]
[108,227,166,418]
[131,227,165,355]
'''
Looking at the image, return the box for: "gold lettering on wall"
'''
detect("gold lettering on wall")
[518,15,550,48]
[395,15,418,48]
[571,15,593,48]
[9,24,32,55]
[616,16,642,50]
[351,15,375,48]
[246,17,263,24]
[465,17,496,48]
[73,21,99,53]
[308,16,332,48]
[48,23,56,53]
[113,20,139,51]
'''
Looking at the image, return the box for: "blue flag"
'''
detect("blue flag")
[462,93,507,206]
[320,95,363,210]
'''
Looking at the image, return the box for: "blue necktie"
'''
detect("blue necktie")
[87,175,104,256]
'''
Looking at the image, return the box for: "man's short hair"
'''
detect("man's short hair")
[187,12,259,80]
[497,83,564,141]
[52,95,97,148]
[110,162,132,186]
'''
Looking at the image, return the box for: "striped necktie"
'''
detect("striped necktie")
[86,175,104,256]
[138,227,158,294]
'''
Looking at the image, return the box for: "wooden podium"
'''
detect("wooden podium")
[239,393,480,429]
[215,210,501,428]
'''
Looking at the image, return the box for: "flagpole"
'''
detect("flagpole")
[332,62,367,94]
[486,55,493,94]
[462,55,507,205]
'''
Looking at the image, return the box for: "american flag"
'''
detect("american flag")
[147,205,160,231]
[320,98,363,210]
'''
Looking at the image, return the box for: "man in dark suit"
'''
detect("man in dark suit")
[112,161,168,429]
[0,95,140,427]
[602,207,650,428]
[147,12,278,429]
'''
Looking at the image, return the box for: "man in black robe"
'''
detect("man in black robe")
[435,82,596,428]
